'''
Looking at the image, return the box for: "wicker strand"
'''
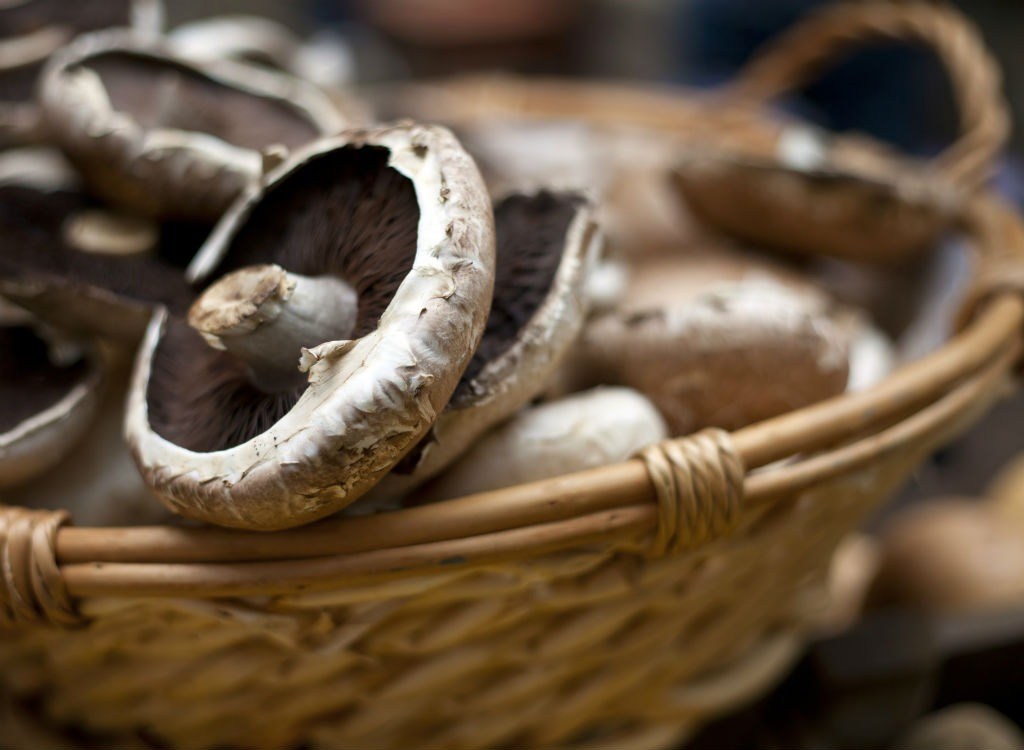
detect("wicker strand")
[638,429,745,557]
[0,506,81,629]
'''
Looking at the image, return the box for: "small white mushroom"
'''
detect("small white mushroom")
[419,387,668,503]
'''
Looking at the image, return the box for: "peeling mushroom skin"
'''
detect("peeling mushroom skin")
[39,29,347,221]
[128,124,496,530]
[362,189,601,508]
[0,322,102,489]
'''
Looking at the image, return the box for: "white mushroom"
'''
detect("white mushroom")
[127,123,496,530]
[419,387,668,503]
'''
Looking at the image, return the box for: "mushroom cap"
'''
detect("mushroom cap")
[363,188,600,507]
[871,499,1024,614]
[0,320,103,489]
[566,252,851,435]
[420,387,668,503]
[0,0,163,148]
[11,346,173,526]
[0,167,195,343]
[127,123,496,530]
[39,28,348,221]
[673,125,957,264]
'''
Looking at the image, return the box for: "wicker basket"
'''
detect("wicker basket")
[2,5,1024,750]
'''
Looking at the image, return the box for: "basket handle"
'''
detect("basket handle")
[728,1,1010,190]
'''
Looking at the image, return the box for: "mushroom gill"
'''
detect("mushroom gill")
[0,324,89,434]
[0,182,196,342]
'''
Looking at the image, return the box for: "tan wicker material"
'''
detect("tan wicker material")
[1,4,1023,745]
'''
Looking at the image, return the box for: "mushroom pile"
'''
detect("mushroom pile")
[1,8,909,532]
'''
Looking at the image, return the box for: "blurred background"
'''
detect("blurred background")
[164,0,1024,157]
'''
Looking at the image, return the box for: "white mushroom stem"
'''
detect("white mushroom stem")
[188,263,358,391]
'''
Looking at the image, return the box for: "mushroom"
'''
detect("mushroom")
[895,704,1024,750]
[870,499,1024,614]
[0,0,162,148]
[559,251,851,435]
[39,29,350,221]
[418,387,668,503]
[167,16,364,117]
[362,187,600,507]
[0,305,103,490]
[10,345,173,526]
[672,124,961,263]
[127,123,496,530]
[0,150,195,344]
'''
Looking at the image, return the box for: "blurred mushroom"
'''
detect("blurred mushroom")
[0,150,195,343]
[167,15,359,94]
[127,124,496,530]
[895,704,1024,750]
[12,346,173,526]
[40,29,348,221]
[0,307,103,490]
[870,499,1024,614]
[987,454,1024,528]
[0,0,162,148]
[672,126,960,264]
[419,387,667,503]
[364,188,599,506]
[560,251,851,435]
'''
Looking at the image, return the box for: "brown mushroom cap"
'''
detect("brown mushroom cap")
[672,124,958,264]
[39,29,347,221]
[564,251,850,435]
[0,1,163,148]
[363,188,600,507]
[0,170,196,343]
[0,317,103,489]
[870,499,1024,614]
[127,123,496,530]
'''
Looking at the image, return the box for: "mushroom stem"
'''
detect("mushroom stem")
[188,263,358,391]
